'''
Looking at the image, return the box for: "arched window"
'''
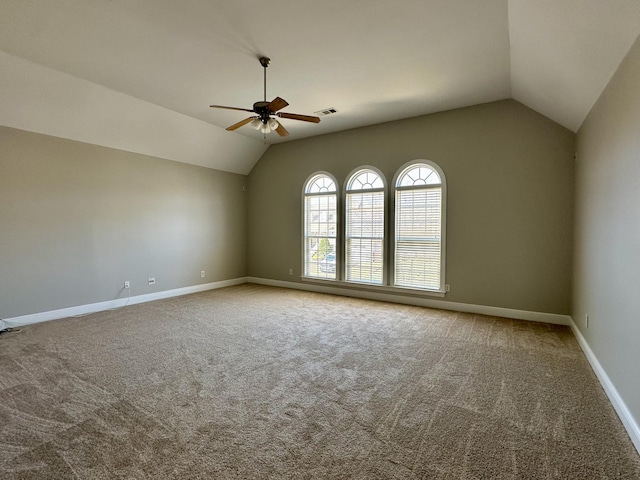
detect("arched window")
[303,173,337,279]
[394,161,446,290]
[345,168,385,284]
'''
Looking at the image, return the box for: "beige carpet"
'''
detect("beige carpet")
[1,284,639,479]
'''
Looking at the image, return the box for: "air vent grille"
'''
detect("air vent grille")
[314,107,338,116]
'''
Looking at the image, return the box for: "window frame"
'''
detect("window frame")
[391,160,447,293]
[300,160,446,297]
[301,172,339,281]
[343,166,387,286]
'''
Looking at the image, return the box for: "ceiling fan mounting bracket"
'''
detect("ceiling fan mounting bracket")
[259,56,270,68]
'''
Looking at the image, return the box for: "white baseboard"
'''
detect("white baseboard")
[4,275,571,329]
[247,277,572,326]
[569,318,640,454]
[2,277,248,328]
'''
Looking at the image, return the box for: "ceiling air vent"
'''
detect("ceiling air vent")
[314,107,338,116]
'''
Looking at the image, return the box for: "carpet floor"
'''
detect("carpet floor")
[1,284,639,479]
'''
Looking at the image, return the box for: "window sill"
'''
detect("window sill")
[300,276,446,298]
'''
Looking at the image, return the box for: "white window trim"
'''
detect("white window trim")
[301,160,447,295]
[301,171,339,280]
[300,276,446,297]
[391,160,447,293]
[343,166,387,286]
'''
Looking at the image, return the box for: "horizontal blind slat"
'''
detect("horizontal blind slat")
[395,187,442,289]
[304,192,337,279]
[346,187,384,284]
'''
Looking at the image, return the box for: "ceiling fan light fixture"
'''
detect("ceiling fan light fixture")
[260,122,271,134]
[267,118,278,130]
[251,118,262,130]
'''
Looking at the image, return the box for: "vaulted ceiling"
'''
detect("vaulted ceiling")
[1,0,639,174]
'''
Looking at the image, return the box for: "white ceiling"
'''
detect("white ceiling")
[1,0,639,174]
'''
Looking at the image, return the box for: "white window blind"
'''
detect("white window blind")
[304,174,337,279]
[394,164,443,290]
[345,170,384,284]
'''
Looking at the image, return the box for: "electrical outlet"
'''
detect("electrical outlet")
[586,314,589,328]
[288,268,293,275]
[124,281,130,289]
[201,271,205,278]
[445,284,450,292]
[148,277,156,285]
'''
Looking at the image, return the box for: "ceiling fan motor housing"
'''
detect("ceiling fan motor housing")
[253,101,272,122]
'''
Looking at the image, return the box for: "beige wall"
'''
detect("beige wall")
[248,99,575,314]
[574,35,640,426]
[0,127,248,318]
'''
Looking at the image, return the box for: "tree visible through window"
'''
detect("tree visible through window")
[303,174,337,279]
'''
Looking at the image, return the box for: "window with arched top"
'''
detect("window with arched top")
[345,168,385,284]
[394,161,446,290]
[303,173,338,279]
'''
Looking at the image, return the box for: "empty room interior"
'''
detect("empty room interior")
[1,1,640,478]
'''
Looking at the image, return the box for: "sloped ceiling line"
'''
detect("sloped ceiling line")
[1,0,639,174]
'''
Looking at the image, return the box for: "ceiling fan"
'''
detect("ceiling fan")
[210,57,320,137]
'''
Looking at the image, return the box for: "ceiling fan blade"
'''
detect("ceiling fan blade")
[210,105,254,113]
[278,112,321,123]
[266,97,289,113]
[226,117,255,131]
[274,120,289,137]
